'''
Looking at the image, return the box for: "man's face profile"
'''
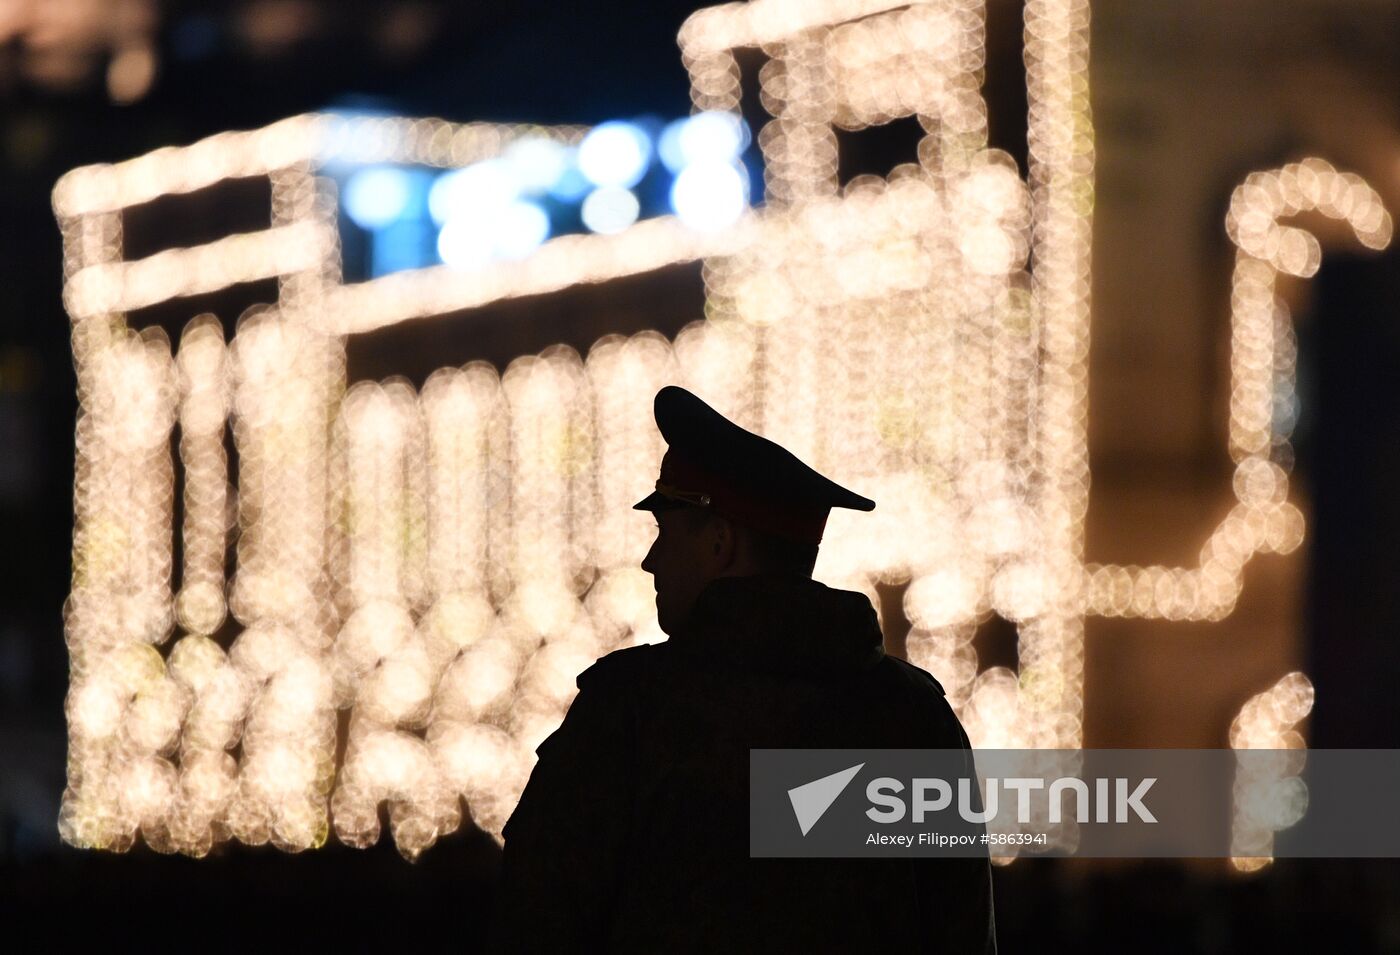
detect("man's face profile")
[640,506,731,635]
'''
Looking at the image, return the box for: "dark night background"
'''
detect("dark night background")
[1,0,1399,950]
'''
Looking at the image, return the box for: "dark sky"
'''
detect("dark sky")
[147,1,708,134]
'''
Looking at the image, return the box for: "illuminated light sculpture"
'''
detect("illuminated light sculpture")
[55,0,1391,861]
[1229,672,1314,872]
[1087,158,1392,625]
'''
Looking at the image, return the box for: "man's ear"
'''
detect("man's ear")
[710,514,738,568]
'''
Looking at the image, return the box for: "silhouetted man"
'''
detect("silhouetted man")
[493,386,996,952]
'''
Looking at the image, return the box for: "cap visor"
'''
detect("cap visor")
[632,490,667,511]
[634,490,694,512]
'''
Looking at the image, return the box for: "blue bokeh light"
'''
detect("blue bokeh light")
[338,113,758,281]
[548,151,594,202]
[580,186,640,234]
[658,119,688,174]
[344,166,413,230]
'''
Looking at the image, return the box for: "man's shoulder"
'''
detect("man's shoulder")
[576,641,672,690]
[872,656,974,749]
[880,654,948,699]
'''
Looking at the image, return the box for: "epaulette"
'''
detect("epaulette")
[886,655,948,698]
[575,642,661,691]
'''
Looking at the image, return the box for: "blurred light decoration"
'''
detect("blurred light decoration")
[0,0,159,100]
[1229,672,1314,872]
[372,218,433,279]
[239,0,322,55]
[548,150,595,202]
[1085,157,1392,626]
[505,137,570,193]
[580,186,641,234]
[437,199,550,269]
[107,43,158,104]
[334,115,741,281]
[577,121,652,188]
[52,0,1391,864]
[657,119,691,174]
[436,217,495,271]
[428,160,520,226]
[671,110,749,169]
[494,201,551,259]
[671,161,748,231]
[344,166,414,230]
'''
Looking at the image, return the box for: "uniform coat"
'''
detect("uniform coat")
[493,574,997,953]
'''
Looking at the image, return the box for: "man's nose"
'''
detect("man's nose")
[641,540,657,575]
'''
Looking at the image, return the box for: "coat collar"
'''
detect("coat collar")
[668,574,885,678]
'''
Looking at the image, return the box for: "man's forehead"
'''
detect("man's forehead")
[654,504,704,528]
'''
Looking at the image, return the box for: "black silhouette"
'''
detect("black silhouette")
[493,386,996,952]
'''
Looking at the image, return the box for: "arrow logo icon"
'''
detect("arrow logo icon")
[787,763,864,836]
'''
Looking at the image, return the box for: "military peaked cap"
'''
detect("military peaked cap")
[632,386,875,545]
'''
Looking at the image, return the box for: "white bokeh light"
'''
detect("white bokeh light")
[670,161,747,231]
[437,200,550,268]
[505,137,568,193]
[659,112,747,172]
[429,160,521,226]
[494,201,551,259]
[680,111,747,165]
[577,121,651,189]
[436,218,494,270]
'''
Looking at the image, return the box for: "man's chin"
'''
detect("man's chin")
[654,599,677,637]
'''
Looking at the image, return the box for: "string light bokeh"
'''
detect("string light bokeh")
[54,0,1391,861]
[1229,672,1314,873]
